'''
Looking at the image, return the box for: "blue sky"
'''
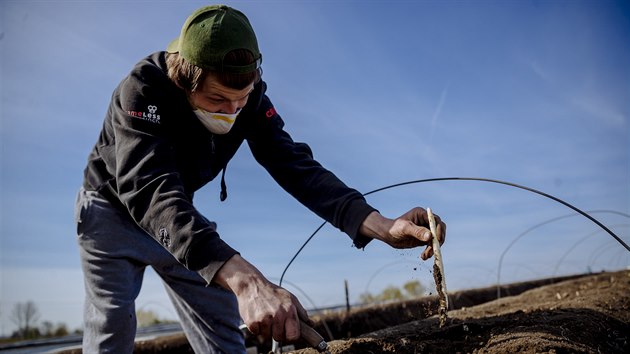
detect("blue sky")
[1,0,629,335]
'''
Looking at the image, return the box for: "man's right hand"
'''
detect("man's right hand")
[213,254,311,342]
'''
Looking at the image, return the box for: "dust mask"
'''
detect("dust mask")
[194,108,240,135]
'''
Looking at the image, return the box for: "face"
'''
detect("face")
[189,74,254,114]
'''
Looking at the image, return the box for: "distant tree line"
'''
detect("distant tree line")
[359,280,426,304]
[1,300,74,341]
[2,300,173,342]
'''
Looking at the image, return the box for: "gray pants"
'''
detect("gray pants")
[75,188,245,353]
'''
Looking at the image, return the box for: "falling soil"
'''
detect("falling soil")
[60,270,629,353]
[432,263,448,328]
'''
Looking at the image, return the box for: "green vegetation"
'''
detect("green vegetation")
[359,280,426,304]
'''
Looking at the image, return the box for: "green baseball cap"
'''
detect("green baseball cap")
[167,5,262,73]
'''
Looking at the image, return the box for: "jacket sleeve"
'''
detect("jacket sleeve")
[245,86,376,248]
[111,67,238,283]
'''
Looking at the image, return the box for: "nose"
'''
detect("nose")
[222,101,241,114]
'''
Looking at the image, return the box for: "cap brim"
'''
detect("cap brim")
[166,38,180,53]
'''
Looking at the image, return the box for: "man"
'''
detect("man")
[75,4,446,353]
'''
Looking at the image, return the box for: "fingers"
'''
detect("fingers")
[437,219,446,245]
[272,313,286,342]
[282,311,300,341]
[421,210,446,260]
[266,305,300,342]
[245,289,307,343]
[423,209,446,246]
[250,310,299,342]
[294,294,314,326]
[421,244,433,260]
[284,293,311,341]
[247,317,270,338]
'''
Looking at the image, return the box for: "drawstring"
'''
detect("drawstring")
[220,168,228,202]
[211,133,228,202]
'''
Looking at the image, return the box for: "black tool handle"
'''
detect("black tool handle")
[300,320,328,352]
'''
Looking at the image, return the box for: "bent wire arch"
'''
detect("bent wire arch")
[278,177,629,288]
[552,223,630,277]
[496,210,630,298]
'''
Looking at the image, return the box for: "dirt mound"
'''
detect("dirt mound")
[60,270,628,353]
[294,270,629,354]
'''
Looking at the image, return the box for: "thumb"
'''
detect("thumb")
[397,219,431,241]
[410,224,432,243]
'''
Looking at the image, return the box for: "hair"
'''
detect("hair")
[167,49,261,92]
